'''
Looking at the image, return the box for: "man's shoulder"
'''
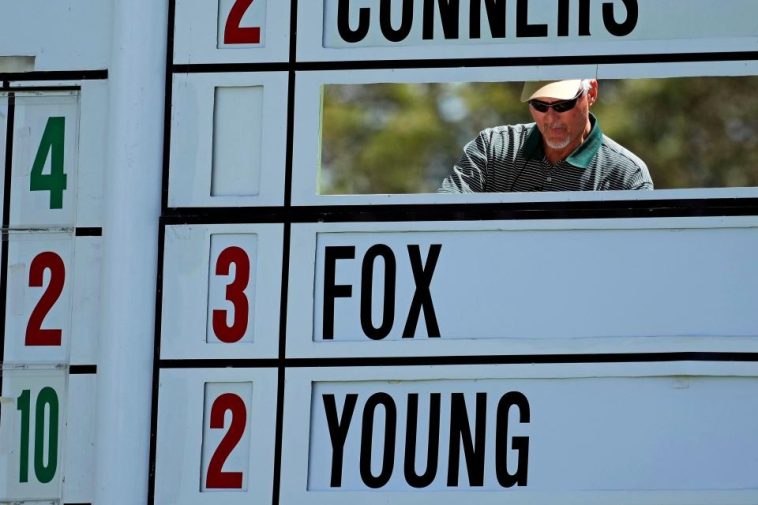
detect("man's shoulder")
[482,122,534,135]
[598,134,654,190]
[477,123,535,146]
[599,134,648,170]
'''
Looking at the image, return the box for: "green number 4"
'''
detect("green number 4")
[30,116,67,210]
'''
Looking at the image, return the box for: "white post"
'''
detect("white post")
[94,0,167,503]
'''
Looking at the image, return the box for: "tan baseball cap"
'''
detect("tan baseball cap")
[520,79,584,102]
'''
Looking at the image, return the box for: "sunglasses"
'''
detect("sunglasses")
[529,91,584,113]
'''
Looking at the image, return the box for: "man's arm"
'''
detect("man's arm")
[600,137,654,191]
[439,131,490,193]
[629,161,654,190]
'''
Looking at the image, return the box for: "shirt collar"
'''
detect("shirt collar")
[522,113,603,169]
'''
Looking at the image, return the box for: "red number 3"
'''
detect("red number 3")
[25,251,65,346]
[206,393,247,489]
[224,0,261,44]
[212,246,251,343]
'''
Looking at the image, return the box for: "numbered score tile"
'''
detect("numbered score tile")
[281,364,758,505]
[173,0,290,64]
[0,367,67,503]
[160,224,282,359]
[200,382,252,491]
[154,368,277,505]
[9,92,79,227]
[0,369,94,504]
[168,72,287,207]
[4,232,73,364]
[3,232,100,365]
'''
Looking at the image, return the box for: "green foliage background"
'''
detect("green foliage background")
[320,77,758,194]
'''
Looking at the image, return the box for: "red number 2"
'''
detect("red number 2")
[212,246,251,343]
[25,252,65,346]
[224,0,261,44]
[206,393,247,489]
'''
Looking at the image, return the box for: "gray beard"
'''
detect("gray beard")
[544,137,572,150]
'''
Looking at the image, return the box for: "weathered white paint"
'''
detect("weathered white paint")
[94,0,167,504]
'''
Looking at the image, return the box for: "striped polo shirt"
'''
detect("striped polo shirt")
[440,114,653,193]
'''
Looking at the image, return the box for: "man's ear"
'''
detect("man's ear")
[587,80,599,106]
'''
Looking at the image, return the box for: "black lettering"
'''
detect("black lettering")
[495,392,530,487]
[447,393,487,486]
[516,0,547,37]
[402,244,442,338]
[423,0,434,39]
[360,393,397,488]
[469,0,481,38]
[557,0,569,36]
[439,0,460,38]
[360,245,396,340]
[470,0,506,39]
[423,0,460,40]
[380,0,414,42]
[579,0,591,35]
[337,0,371,43]
[323,246,355,340]
[404,393,441,488]
[603,0,638,36]
[323,394,359,488]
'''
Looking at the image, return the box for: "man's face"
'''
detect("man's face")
[529,81,597,154]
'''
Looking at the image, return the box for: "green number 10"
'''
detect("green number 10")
[30,116,67,210]
[16,387,59,484]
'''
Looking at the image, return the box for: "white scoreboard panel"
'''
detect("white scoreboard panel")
[301,0,758,60]
[1,50,107,505]
[154,368,277,504]
[160,223,283,360]
[282,363,758,505]
[152,1,758,505]
[168,72,288,207]
[0,1,110,72]
[287,218,758,357]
